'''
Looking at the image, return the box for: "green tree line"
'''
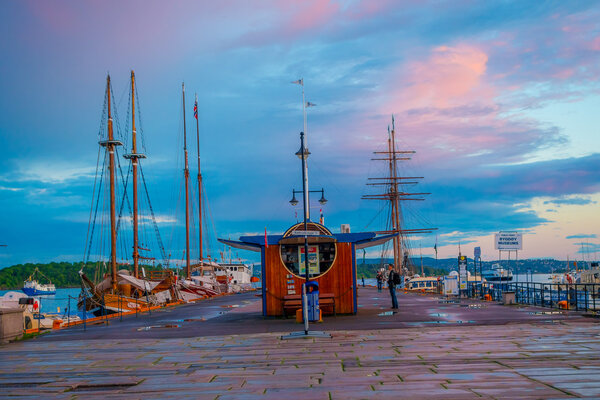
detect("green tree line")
[0,262,168,290]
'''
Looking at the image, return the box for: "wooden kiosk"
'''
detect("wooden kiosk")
[220,222,394,317]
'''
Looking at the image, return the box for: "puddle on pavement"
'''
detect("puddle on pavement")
[406,320,475,326]
[461,304,484,308]
[438,300,460,304]
[378,311,398,316]
[172,318,206,322]
[429,313,449,317]
[220,304,240,308]
[528,311,564,315]
[137,324,180,331]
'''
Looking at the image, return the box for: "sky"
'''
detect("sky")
[0,0,599,268]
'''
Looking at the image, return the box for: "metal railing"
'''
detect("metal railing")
[466,281,600,312]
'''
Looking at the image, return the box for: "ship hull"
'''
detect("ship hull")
[22,287,56,296]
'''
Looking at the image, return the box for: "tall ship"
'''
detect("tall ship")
[362,116,436,278]
[78,72,177,316]
[173,85,254,297]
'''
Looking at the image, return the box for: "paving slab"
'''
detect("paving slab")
[1,287,599,398]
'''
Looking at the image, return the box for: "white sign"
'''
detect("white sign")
[292,230,320,236]
[443,276,459,295]
[495,232,522,250]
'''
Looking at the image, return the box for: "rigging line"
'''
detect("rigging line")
[166,173,184,266]
[85,154,107,265]
[110,81,126,143]
[361,201,387,231]
[123,87,131,154]
[134,83,147,154]
[115,153,132,236]
[83,145,104,266]
[97,90,108,141]
[139,163,168,266]
[203,187,218,259]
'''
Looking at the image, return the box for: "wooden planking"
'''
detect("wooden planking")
[263,243,356,316]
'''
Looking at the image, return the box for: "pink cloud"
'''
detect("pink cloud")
[282,0,341,35]
[390,44,493,110]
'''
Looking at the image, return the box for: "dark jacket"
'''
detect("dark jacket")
[387,270,396,288]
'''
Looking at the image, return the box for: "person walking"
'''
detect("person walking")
[376,270,383,292]
[387,264,399,309]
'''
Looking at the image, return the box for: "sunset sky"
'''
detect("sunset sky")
[0,0,599,267]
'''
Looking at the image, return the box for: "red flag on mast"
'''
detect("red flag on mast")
[193,101,198,120]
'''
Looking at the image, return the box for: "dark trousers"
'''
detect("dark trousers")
[389,285,398,309]
[377,281,382,292]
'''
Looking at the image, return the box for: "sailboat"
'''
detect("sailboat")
[175,84,222,301]
[78,72,178,316]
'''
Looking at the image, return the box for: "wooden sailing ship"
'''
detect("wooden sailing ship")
[362,116,436,276]
[79,72,177,316]
[175,84,223,301]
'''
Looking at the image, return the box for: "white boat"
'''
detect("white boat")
[482,263,512,282]
[215,262,253,293]
[22,268,56,295]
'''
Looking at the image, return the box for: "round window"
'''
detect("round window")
[279,222,336,278]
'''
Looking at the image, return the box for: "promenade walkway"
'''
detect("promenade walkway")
[1,287,599,399]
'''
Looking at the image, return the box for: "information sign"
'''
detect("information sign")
[293,230,321,236]
[495,232,523,250]
[458,256,467,290]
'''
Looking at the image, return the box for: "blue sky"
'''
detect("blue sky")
[0,0,599,268]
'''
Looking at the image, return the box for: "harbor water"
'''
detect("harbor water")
[0,287,82,316]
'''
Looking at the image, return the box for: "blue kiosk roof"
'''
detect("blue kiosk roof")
[218,232,396,252]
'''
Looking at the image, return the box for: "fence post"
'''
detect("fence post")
[68,295,71,327]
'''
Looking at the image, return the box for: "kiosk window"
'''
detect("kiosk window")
[280,243,336,278]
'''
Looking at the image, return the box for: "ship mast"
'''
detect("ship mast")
[100,75,122,291]
[387,125,400,270]
[182,83,191,279]
[195,94,203,262]
[362,116,435,275]
[124,71,146,278]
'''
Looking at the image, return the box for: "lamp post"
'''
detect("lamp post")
[289,188,327,208]
[281,131,331,340]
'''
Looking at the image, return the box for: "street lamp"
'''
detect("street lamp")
[289,188,327,207]
[289,192,299,206]
[281,131,330,340]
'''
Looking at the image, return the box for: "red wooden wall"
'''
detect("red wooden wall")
[264,242,355,316]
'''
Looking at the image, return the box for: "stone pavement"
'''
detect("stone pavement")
[1,287,600,399]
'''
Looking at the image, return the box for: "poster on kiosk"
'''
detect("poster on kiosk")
[299,246,320,276]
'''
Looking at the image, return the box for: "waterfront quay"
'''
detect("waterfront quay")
[2,287,599,399]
